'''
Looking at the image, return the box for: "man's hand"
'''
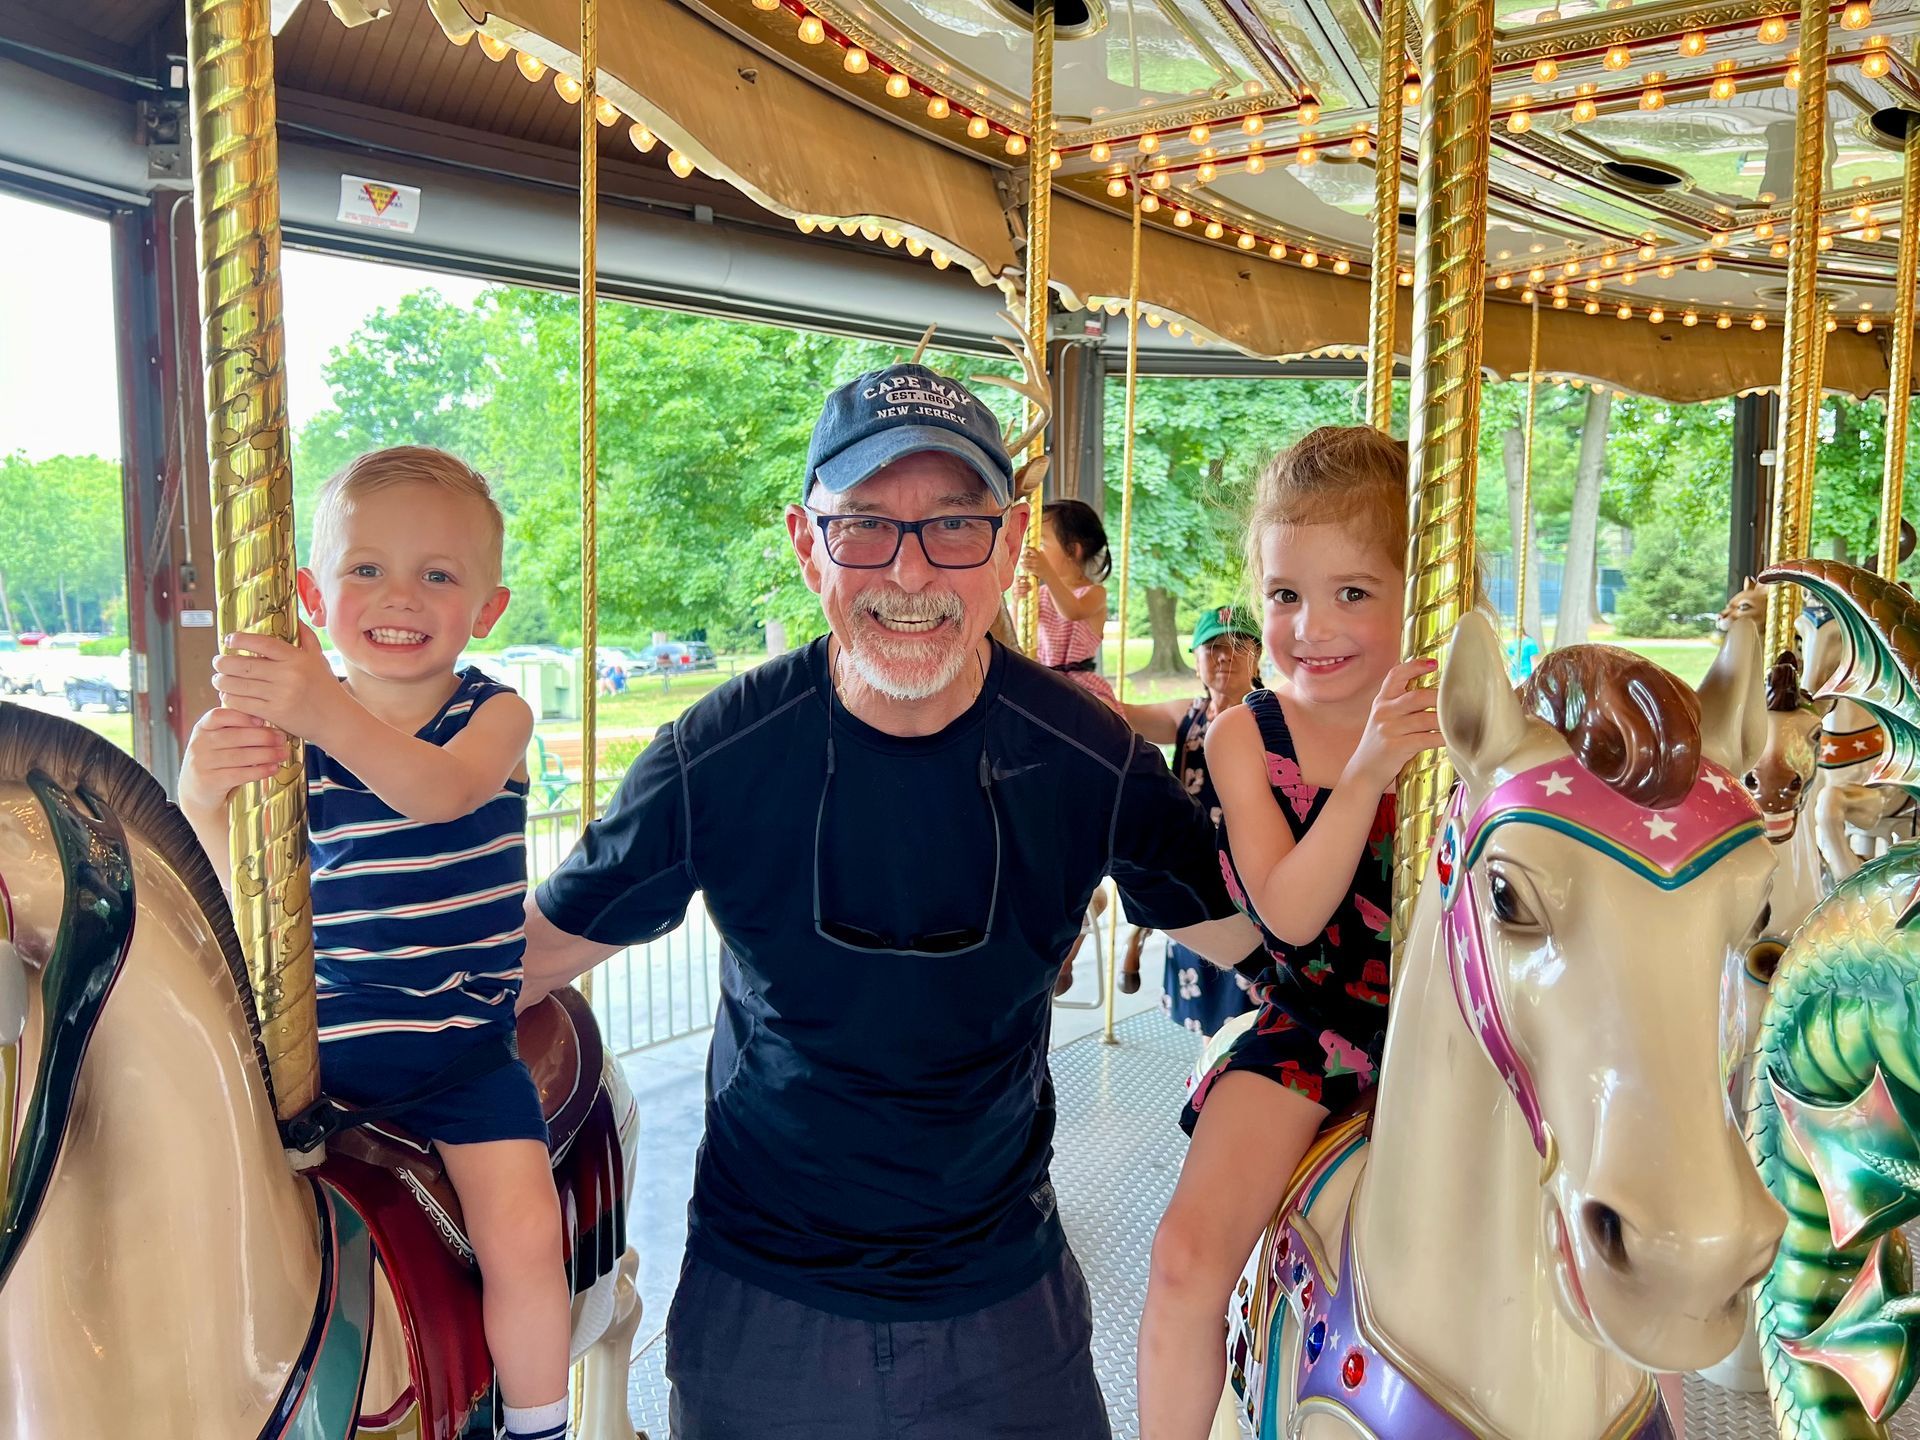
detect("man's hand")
[212,622,350,746]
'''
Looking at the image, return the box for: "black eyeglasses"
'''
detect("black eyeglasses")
[809,509,1006,570]
[812,693,1001,957]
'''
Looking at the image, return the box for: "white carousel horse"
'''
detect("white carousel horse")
[1210,614,1785,1439]
[0,704,645,1439]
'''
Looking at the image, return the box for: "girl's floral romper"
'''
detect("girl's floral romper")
[1180,686,1395,1133]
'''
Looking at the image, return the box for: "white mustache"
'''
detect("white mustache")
[855,590,963,623]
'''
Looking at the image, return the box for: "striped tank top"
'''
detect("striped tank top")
[306,668,529,1047]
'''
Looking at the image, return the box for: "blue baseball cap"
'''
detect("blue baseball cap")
[804,364,1015,505]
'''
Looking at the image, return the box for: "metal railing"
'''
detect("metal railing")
[527,800,722,1056]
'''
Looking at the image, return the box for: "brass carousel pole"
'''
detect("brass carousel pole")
[186,0,318,1123]
[1102,180,1143,1049]
[579,0,601,1008]
[1765,0,1830,659]
[1018,0,1056,656]
[1365,0,1407,431]
[1880,119,1920,582]
[1516,295,1540,647]
[1390,0,1495,948]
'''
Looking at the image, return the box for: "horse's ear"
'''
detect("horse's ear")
[1439,611,1529,791]
[1699,616,1765,774]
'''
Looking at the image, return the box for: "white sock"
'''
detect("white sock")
[503,1397,569,1440]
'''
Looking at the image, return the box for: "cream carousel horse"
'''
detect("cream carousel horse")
[0,704,645,1439]
[1211,613,1785,1438]
[1800,599,1918,881]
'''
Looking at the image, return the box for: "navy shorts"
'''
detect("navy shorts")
[320,1028,548,1147]
[664,1247,1111,1439]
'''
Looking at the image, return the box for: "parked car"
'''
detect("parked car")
[65,673,130,713]
[0,635,30,695]
[499,644,572,665]
[15,631,47,648]
[635,641,718,674]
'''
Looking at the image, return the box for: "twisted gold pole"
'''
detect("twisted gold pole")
[1366,0,1407,431]
[1103,182,1142,1049]
[1018,0,1055,656]
[578,0,600,1005]
[1516,295,1540,646]
[1392,0,1494,951]
[1766,0,1830,660]
[187,0,317,1123]
[1881,120,1920,582]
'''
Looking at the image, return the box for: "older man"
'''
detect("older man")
[522,362,1254,1438]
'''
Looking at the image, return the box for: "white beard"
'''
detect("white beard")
[842,589,973,701]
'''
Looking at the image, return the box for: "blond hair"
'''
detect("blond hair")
[310,446,505,586]
[1245,426,1409,591]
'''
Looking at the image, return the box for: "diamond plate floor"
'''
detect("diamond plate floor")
[621,1008,1917,1439]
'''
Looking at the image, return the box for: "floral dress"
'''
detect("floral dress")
[1181,687,1396,1133]
[1163,694,1262,1036]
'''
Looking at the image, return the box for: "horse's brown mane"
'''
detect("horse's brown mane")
[1520,646,1702,810]
[1765,650,1807,714]
[0,703,272,1102]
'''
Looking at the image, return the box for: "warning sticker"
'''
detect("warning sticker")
[338,175,421,233]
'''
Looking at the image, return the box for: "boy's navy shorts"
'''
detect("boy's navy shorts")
[321,1026,548,1147]
[664,1245,1111,1439]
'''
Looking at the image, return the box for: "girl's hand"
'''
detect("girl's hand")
[1343,659,1444,794]
[1011,572,1034,601]
[1018,546,1056,585]
[212,622,347,745]
[178,706,289,821]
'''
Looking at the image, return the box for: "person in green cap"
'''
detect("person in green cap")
[1118,604,1268,1035]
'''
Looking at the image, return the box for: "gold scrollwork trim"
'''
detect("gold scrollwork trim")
[1492,0,1855,67]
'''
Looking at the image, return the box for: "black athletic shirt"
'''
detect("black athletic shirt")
[536,635,1234,1319]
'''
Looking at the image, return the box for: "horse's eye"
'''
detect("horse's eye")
[1488,869,1536,926]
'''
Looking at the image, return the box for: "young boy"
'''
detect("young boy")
[178,446,571,1440]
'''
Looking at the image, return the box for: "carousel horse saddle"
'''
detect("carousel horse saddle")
[327,986,614,1268]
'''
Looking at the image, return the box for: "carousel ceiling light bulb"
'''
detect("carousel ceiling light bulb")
[596,97,620,126]
[857,219,880,240]
[1752,314,1767,329]
[753,0,781,8]
[1297,144,1318,166]
[1841,0,1872,28]
[1638,243,1657,260]
[1640,86,1665,110]
[1587,276,1602,289]
[1269,241,1286,259]
[1716,313,1732,328]
[1680,31,1708,56]
[844,46,869,73]
[1299,102,1321,125]
[1565,260,1581,276]
[927,94,951,120]
[1759,15,1789,42]
[906,237,926,255]
[1399,270,1413,285]
[1786,63,1801,88]
[1349,135,1369,156]
[1522,287,1536,302]
[931,250,950,268]
[1146,312,1163,327]
[1197,161,1218,182]
[797,14,825,42]
[1151,169,1172,188]
[1333,256,1350,273]
[1601,252,1616,269]
[1168,322,1185,336]
[1508,109,1533,133]
[1854,202,1873,221]
[1106,176,1128,196]
[1048,148,1060,169]
[1174,208,1193,227]
[1586,299,1601,313]
[1618,304,1633,318]
[1683,310,1698,325]
[1657,261,1676,277]
[1189,124,1211,145]
[1865,222,1882,240]
[1711,72,1737,100]
[1755,220,1774,239]
[1818,231,1834,250]
[796,215,816,233]
[1571,97,1599,124]
[1710,231,1729,247]
[516,50,548,81]
[880,228,902,247]
[1697,254,1714,270]
[1604,44,1631,70]
[1621,269,1638,284]
[667,150,697,177]
[1863,49,1892,77]
[1006,133,1027,155]
[1771,239,1790,256]
[1139,131,1161,153]
[1248,153,1268,172]
[1533,58,1560,84]
[967,115,991,139]
[1243,114,1265,135]
[1649,307,1665,323]
[628,122,657,152]
[477,33,511,60]
[554,72,582,103]
[1239,233,1258,250]
[1301,250,1320,267]
[1141,193,1161,211]
[1089,141,1110,162]
[1860,317,1875,331]
[1204,220,1225,238]
[1403,78,1422,106]
[1554,295,1569,308]
[1529,265,1546,282]
[1553,283,1569,297]
[1825,314,1839,331]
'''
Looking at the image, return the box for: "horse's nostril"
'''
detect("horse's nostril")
[1583,1201,1631,1272]
[1789,776,1803,792]
[1744,772,1759,790]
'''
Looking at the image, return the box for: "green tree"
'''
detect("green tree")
[0,452,124,634]
[1614,520,1723,637]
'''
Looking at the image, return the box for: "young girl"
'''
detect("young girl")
[1136,426,1443,1439]
[1017,498,1120,710]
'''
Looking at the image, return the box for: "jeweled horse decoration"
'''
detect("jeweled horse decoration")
[1214,612,1785,1439]
[1748,558,1920,1436]
[0,705,645,1439]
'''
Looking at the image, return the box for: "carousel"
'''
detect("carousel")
[9,0,1920,1434]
